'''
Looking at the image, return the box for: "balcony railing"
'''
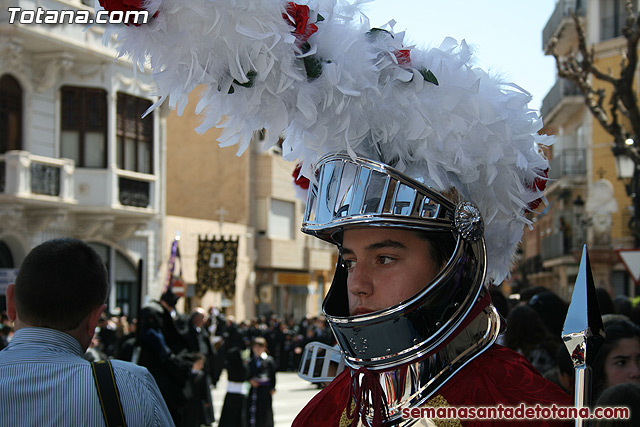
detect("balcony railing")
[30,161,61,196]
[0,150,75,201]
[541,79,582,119]
[119,177,150,208]
[542,0,586,49]
[549,148,586,180]
[116,170,155,209]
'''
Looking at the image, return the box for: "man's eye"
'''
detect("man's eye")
[378,256,395,265]
[342,259,356,270]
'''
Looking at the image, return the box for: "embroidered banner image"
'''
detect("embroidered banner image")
[196,236,238,298]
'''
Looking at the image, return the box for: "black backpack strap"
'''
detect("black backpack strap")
[91,360,128,427]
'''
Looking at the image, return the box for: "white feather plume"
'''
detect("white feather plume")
[105,0,550,284]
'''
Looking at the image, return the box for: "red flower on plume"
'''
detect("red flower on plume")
[526,168,549,212]
[394,49,411,66]
[283,2,318,46]
[292,163,310,190]
[98,0,156,26]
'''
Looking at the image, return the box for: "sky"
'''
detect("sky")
[360,0,558,112]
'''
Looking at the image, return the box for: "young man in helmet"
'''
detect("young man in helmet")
[100,1,573,425]
[292,153,571,427]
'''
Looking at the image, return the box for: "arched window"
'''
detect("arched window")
[0,241,14,268]
[88,242,141,319]
[0,75,23,153]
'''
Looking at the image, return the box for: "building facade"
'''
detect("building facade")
[518,0,636,300]
[164,93,335,321]
[0,0,165,318]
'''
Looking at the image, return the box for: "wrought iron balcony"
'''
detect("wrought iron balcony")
[541,79,583,122]
[0,150,75,202]
[119,176,150,208]
[113,169,157,211]
[549,148,586,180]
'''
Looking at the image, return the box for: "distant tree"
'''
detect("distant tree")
[549,0,640,245]
[549,0,640,163]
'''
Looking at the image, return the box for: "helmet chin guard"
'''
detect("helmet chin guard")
[302,154,487,370]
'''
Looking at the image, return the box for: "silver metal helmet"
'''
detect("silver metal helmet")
[302,153,488,371]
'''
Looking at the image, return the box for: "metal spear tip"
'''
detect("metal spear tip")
[562,245,606,368]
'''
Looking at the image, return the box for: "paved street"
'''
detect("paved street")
[211,370,323,426]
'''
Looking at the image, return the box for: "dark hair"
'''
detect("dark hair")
[596,287,615,316]
[593,383,640,427]
[504,304,561,365]
[518,286,550,303]
[14,238,109,331]
[414,230,457,269]
[527,290,568,337]
[556,344,574,377]
[161,289,180,308]
[613,296,633,318]
[592,318,640,400]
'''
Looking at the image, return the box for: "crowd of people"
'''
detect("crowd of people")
[74,308,336,378]
[19,293,335,427]
[496,285,640,425]
[1,294,344,427]
[0,238,174,426]
[3,270,640,426]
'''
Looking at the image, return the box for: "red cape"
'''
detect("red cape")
[292,345,572,426]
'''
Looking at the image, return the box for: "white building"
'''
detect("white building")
[0,0,165,318]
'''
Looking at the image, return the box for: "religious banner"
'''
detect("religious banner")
[196,236,239,298]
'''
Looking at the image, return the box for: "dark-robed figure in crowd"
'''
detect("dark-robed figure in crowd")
[247,336,277,427]
[138,289,196,427]
[185,307,217,426]
[219,345,249,427]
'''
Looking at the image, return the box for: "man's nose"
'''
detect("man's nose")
[347,263,373,296]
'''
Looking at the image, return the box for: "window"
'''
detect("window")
[60,86,107,168]
[268,199,295,239]
[116,93,153,174]
[0,75,23,154]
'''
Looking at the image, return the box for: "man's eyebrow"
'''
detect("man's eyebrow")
[342,239,407,255]
[611,355,630,360]
[366,239,407,251]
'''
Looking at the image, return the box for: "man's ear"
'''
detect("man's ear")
[6,284,17,321]
[86,303,107,338]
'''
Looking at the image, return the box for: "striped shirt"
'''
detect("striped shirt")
[0,327,175,427]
